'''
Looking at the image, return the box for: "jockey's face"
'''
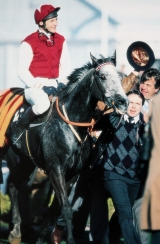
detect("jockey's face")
[139,77,159,100]
[39,17,58,33]
[127,94,143,118]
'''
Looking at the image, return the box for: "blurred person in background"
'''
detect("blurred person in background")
[139,68,160,115]
[140,92,160,244]
[132,68,160,244]
[12,3,71,149]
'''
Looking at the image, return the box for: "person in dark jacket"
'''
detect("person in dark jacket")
[92,90,145,244]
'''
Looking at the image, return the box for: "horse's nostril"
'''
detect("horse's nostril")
[115,95,128,112]
[115,95,128,106]
[118,100,124,105]
[117,98,125,105]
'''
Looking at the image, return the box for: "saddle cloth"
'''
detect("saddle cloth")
[0,87,24,147]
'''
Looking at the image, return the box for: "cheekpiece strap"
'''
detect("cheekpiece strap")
[96,62,114,71]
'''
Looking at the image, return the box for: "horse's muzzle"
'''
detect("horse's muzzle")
[114,94,129,114]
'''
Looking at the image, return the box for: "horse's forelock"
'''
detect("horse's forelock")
[97,64,118,82]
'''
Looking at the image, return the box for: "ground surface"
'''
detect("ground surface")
[0,192,124,244]
[0,221,125,244]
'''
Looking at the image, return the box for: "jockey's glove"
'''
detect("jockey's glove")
[42,86,57,96]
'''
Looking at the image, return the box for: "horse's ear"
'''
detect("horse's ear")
[111,50,116,59]
[99,54,105,61]
[111,50,116,66]
[90,52,98,65]
[111,50,116,60]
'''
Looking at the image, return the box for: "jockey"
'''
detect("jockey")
[12,4,72,148]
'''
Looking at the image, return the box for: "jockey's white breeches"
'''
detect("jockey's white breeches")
[25,88,50,115]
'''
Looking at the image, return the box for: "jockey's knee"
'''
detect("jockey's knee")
[25,88,50,115]
[32,99,50,115]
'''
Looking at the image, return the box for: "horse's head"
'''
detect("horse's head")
[90,52,128,114]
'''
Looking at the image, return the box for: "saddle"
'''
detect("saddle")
[0,87,24,147]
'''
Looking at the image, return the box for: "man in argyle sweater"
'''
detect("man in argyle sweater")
[93,89,145,244]
[103,113,143,178]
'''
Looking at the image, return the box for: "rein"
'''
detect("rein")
[62,104,88,144]
[56,97,95,127]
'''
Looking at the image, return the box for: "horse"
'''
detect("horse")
[0,52,128,244]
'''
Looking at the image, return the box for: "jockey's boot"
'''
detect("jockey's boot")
[11,106,37,149]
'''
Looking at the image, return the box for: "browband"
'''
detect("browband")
[96,62,114,71]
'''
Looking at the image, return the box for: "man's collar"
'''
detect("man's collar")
[124,114,139,124]
[146,92,159,103]
[38,28,51,38]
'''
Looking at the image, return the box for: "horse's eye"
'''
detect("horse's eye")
[100,75,105,80]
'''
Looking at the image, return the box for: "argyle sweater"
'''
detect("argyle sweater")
[103,119,142,179]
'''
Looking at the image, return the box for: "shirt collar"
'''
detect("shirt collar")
[143,95,157,113]
[38,28,51,39]
[124,114,139,124]
[146,93,158,103]
[142,100,149,113]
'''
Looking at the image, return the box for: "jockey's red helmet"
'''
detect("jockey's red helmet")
[34,4,60,24]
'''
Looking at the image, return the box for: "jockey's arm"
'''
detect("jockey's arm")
[18,42,58,89]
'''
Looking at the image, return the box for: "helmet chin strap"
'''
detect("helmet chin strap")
[39,21,52,34]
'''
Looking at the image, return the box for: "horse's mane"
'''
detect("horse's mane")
[59,57,106,102]
[59,62,93,102]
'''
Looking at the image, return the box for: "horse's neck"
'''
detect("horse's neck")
[65,85,95,123]
[65,95,93,122]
